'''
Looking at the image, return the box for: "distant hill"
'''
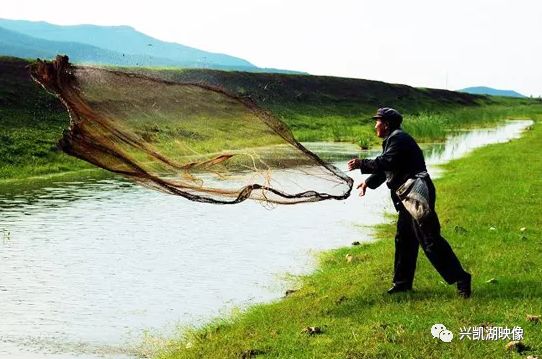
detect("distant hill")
[459,86,526,98]
[0,26,185,67]
[1,56,486,112]
[0,18,303,73]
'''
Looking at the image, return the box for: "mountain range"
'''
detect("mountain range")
[458,86,526,98]
[0,18,302,73]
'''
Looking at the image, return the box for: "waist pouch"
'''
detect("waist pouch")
[395,171,431,221]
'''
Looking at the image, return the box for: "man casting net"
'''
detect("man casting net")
[30,56,353,204]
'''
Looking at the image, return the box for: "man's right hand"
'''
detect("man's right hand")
[347,158,361,171]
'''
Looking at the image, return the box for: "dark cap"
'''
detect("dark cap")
[372,107,403,127]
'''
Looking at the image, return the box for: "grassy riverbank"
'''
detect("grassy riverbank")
[2,56,542,183]
[151,117,542,358]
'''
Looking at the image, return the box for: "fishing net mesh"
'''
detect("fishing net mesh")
[30,56,352,204]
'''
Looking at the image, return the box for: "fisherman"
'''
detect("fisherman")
[347,107,472,298]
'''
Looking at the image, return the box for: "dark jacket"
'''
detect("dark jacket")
[360,128,427,193]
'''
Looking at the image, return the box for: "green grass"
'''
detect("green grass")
[276,102,542,145]
[150,115,542,358]
[0,108,94,180]
[5,100,539,183]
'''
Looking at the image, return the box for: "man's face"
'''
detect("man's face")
[375,119,389,138]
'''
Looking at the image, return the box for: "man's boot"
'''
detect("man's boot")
[456,273,472,298]
[387,284,413,294]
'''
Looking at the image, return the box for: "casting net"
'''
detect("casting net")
[30,56,353,204]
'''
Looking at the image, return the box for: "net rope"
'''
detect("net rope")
[30,56,353,204]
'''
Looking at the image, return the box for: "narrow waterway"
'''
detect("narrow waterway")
[0,120,532,358]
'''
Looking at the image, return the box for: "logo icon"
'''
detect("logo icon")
[431,323,454,342]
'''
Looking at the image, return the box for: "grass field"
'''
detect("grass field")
[147,115,542,358]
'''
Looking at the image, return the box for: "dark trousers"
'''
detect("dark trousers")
[391,179,469,287]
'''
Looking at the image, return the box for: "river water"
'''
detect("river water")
[0,120,532,358]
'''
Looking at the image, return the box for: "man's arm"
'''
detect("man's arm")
[359,135,403,174]
[365,171,386,189]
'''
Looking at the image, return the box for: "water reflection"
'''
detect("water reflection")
[0,120,532,358]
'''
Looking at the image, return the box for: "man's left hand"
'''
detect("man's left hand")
[357,181,368,197]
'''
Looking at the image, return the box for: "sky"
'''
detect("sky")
[2,0,541,96]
